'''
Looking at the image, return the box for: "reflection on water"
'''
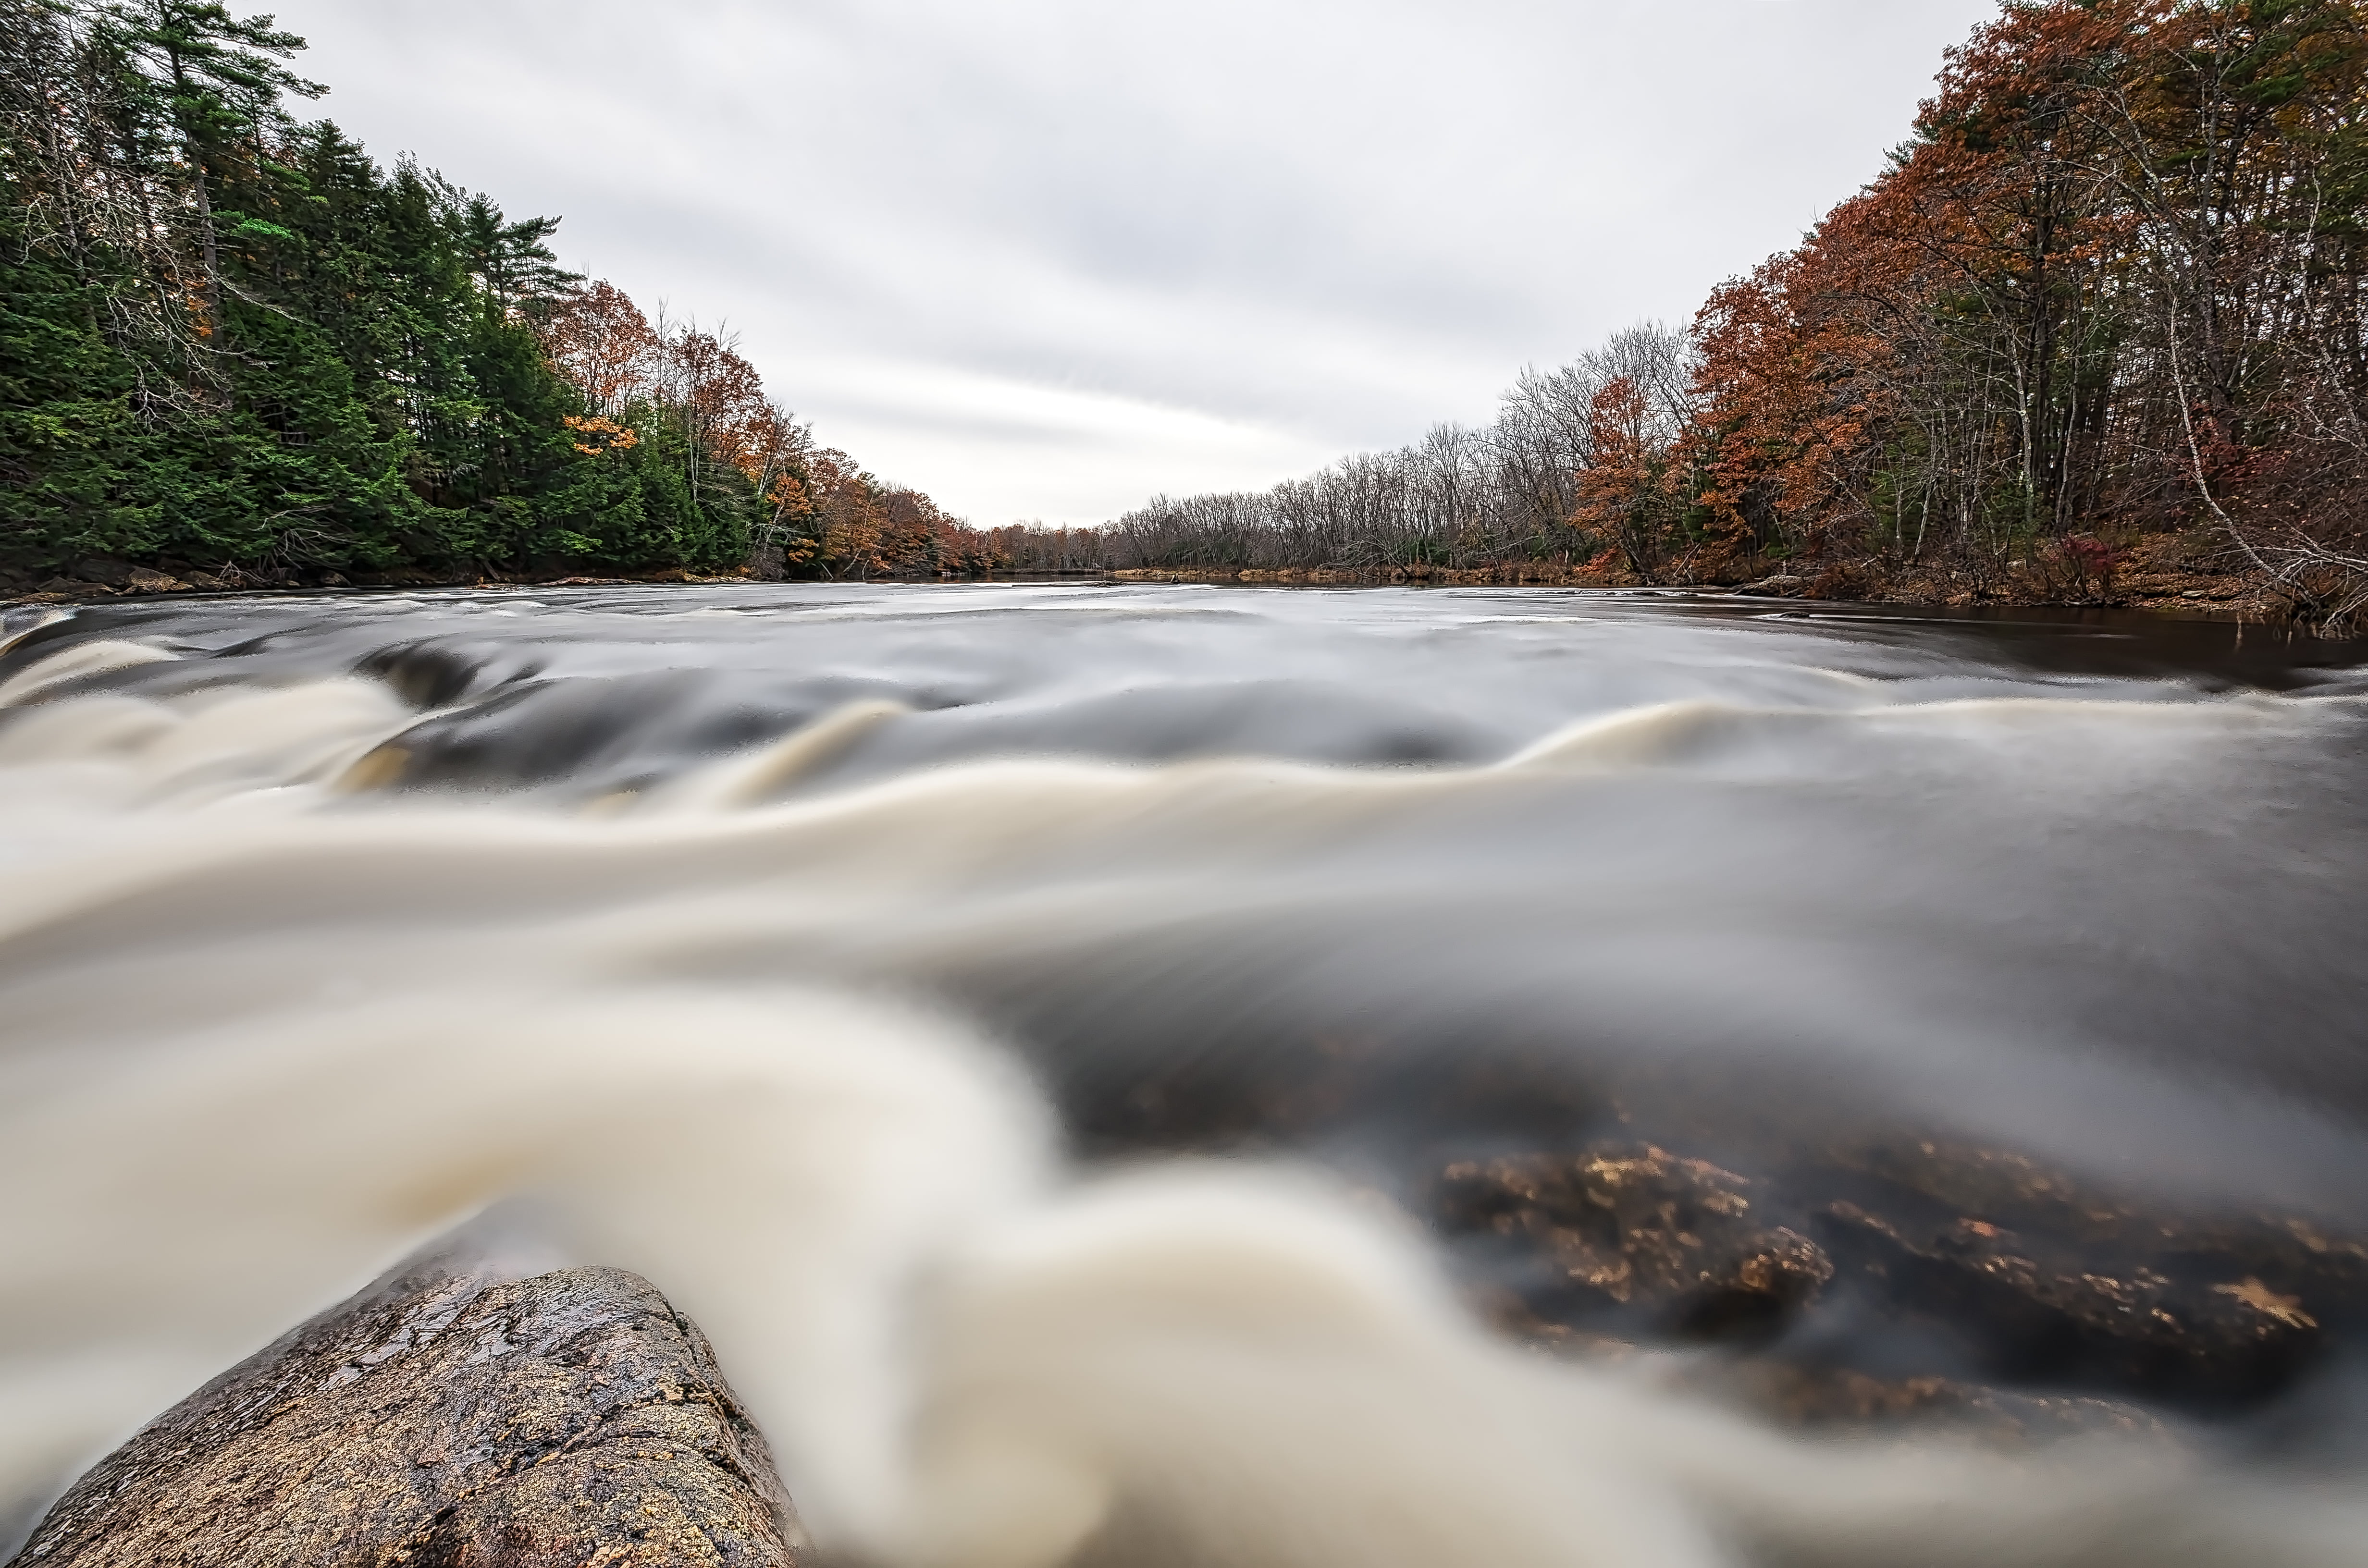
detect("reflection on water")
[3,583,2367,1566]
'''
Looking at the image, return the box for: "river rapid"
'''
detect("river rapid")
[3,582,2368,1567]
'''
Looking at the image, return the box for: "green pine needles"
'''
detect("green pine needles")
[1,0,765,585]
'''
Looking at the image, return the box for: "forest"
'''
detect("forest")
[0,0,1005,591]
[6,0,2364,612]
[1109,0,2368,627]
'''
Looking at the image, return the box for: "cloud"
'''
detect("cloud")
[266,0,1998,523]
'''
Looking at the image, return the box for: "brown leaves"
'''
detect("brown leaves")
[1572,376,1689,580]
[538,281,660,417]
[533,279,988,575]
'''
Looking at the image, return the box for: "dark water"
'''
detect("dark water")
[3,583,2367,1567]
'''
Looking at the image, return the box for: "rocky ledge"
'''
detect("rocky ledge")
[9,1249,801,1568]
[1061,1029,2367,1435]
[1434,1135,2362,1436]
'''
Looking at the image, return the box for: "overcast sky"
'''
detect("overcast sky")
[264,0,1999,525]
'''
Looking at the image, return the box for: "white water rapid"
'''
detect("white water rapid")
[3,584,2367,1566]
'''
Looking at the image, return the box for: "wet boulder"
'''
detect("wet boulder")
[1434,1127,2368,1420]
[1690,1359,2171,1447]
[1797,1138,2360,1408]
[66,559,133,590]
[1437,1143,1834,1341]
[10,1250,801,1568]
[1816,1199,2321,1405]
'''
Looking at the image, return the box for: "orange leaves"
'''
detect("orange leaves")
[1573,377,1657,524]
[561,414,639,456]
[765,470,810,511]
[538,282,659,417]
[535,276,982,576]
[1572,376,1692,579]
[536,284,783,472]
[1688,245,1892,549]
[1685,0,2368,579]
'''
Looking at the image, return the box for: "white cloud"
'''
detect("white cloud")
[791,353,1333,520]
[267,0,1999,524]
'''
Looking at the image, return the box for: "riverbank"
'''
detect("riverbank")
[1,536,2290,625]
[0,559,1119,607]
[0,558,755,606]
[1111,535,2291,621]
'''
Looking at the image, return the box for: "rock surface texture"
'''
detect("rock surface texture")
[1436,1145,1834,1340]
[9,1251,801,1568]
[1431,1130,2368,1434]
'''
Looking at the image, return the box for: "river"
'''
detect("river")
[3,582,2366,1566]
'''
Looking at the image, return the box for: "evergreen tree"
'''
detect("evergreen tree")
[1,0,966,589]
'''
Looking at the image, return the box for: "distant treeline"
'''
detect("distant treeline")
[0,0,1015,587]
[1107,0,2368,625]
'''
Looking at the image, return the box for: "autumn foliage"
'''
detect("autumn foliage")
[531,280,1007,579]
[1685,0,2368,614]
[0,0,1017,586]
[1115,0,2368,622]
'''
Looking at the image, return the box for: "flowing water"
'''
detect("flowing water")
[4,582,2368,1566]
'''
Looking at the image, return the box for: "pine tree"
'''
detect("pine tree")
[85,0,323,353]
[2,0,967,588]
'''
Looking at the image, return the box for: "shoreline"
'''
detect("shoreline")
[0,555,2296,628]
[1104,544,2290,624]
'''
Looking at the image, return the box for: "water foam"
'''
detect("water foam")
[2,618,2366,1565]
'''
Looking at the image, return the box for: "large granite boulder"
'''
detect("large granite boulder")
[10,1248,802,1568]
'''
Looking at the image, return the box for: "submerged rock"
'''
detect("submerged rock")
[1692,1360,2173,1447]
[1437,1143,1834,1342]
[1816,1199,2320,1404]
[1800,1138,2354,1408]
[1438,1126,2366,1421]
[10,1249,801,1568]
